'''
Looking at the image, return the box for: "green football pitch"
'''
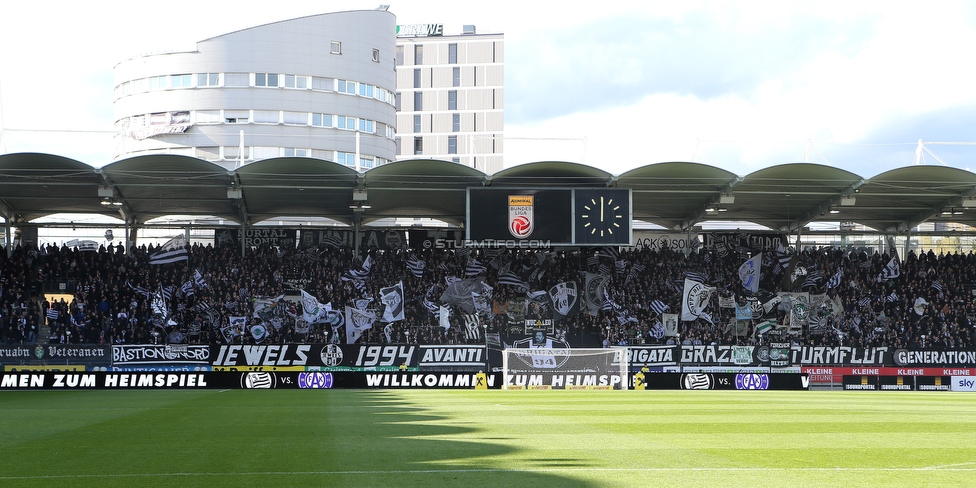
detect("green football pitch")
[1,389,974,487]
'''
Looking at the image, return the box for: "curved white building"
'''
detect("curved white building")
[113,10,397,170]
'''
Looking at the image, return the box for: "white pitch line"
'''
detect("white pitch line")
[3,466,976,480]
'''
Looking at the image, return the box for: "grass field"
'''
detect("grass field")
[1,389,975,487]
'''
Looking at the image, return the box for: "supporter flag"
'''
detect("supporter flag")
[681,278,715,322]
[181,281,194,297]
[223,316,246,343]
[66,239,99,252]
[439,305,451,329]
[781,260,806,292]
[193,269,209,288]
[825,268,844,289]
[650,300,670,316]
[463,313,481,341]
[151,286,168,319]
[46,309,59,320]
[149,247,188,265]
[649,320,665,340]
[548,281,580,321]
[886,292,898,303]
[344,307,376,344]
[738,254,762,293]
[878,251,900,281]
[625,264,645,285]
[342,255,372,281]
[440,277,485,314]
[931,280,944,295]
[755,320,775,336]
[497,268,529,291]
[250,323,268,342]
[662,313,680,337]
[406,255,426,278]
[380,281,405,322]
[465,258,487,277]
[300,290,329,324]
[582,272,609,316]
[914,297,928,316]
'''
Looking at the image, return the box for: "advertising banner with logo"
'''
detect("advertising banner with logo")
[0,370,509,390]
[210,344,419,370]
[702,232,787,254]
[112,345,210,365]
[791,346,889,366]
[628,232,701,252]
[467,188,572,245]
[634,373,809,390]
[802,366,975,385]
[0,345,111,365]
[214,228,297,248]
[417,345,487,369]
[627,346,679,368]
[892,349,976,367]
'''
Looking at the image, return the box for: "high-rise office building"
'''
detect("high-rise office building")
[395,24,504,174]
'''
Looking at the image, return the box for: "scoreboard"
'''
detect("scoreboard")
[466,188,632,246]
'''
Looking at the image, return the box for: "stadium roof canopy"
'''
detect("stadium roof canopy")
[2,152,975,234]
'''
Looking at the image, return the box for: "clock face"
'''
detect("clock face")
[581,195,622,238]
[574,189,631,245]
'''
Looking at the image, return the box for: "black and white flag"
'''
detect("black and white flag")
[149,248,188,265]
[380,281,405,322]
[463,313,481,341]
[344,307,376,344]
[548,281,580,321]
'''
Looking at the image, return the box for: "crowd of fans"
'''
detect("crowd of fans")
[1,237,974,351]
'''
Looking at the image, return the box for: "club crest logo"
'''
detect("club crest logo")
[508,195,534,238]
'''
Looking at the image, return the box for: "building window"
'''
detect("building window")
[253,110,279,124]
[448,43,457,64]
[331,41,341,54]
[453,67,460,87]
[224,110,250,124]
[359,119,374,133]
[358,83,373,97]
[284,148,308,157]
[149,76,167,90]
[360,157,374,169]
[453,114,460,132]
[337,116,356,130]
[284,75,307,89]
[255,73,279,87]
[283,111,306,125]
[312,113,333,127]
[414,44,423,65]
[395,45,404,66]
[414,137,423,155]
[337,152,356,166]
[196,110,220,124]
[413,115,421,133]
[198,73,219,87]
[395,92,401,111]
[338,79,356,94]
[448,90,457,110]
[413,69,421,89]
[448,135,457,155]
[170,74,192,88]
[414,92,423,111]
[372,49,380,62]
[224,73,249,87]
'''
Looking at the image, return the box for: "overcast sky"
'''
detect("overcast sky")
[1,0,975,177]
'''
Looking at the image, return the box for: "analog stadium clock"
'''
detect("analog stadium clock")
[574,189,632,245]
